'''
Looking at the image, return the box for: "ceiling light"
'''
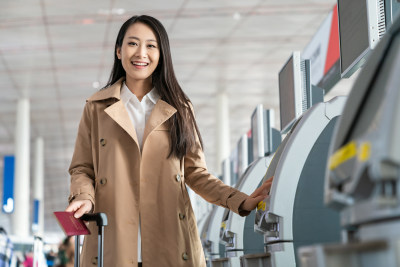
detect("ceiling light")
[112,8,125,15]
[82,19,94,25]
[233,12,241,20]
[98,8,125,16]
[92,81,100,89]
[97,9,110,15]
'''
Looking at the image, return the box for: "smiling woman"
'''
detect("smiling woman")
[65,15,272,267]
[116,22,160,100]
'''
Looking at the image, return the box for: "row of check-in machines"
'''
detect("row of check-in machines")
[197,13,400,267]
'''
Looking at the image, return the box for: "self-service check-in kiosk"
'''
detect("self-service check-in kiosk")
[213,107,281,267]
[297,14,400,267]
[241,51,345,267]
[201,158,233,265]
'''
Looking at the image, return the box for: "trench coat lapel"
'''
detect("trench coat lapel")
[88,78,139,148]
[142,100,176,147]
[104,101,139,148]
[89,78,139,148]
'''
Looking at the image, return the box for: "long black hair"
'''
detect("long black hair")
[104,15,203,160]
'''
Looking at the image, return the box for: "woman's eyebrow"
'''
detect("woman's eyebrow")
[127,36,157,42]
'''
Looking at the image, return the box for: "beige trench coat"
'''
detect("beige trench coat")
[69,78,249,267]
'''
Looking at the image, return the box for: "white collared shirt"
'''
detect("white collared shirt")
[120,81,160,148]
[120,81,160,262]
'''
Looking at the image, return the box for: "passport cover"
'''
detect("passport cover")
[54,211,91,236]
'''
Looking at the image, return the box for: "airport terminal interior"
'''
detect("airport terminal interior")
[1,0,400,266]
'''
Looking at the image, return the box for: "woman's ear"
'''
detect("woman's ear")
[116,47,121,59]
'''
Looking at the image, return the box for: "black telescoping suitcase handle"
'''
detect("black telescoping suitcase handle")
[75,213,108,267]
[81,213,108,229]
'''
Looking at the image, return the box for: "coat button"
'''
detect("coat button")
[179,213,185,220]
[176,174,181,182]
[100,138,107,146]
[100,178,107,185]
[182,252,189,261]
[91,256,98,265]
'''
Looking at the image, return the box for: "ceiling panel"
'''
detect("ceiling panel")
[185,0,260,9]
[0,0,42,20]
[114,0,186,14]
[47,23,108,47]
[0,25,48,52]
[10,70,56,96]
[56,68,99,86]
[170,16,239,39]
[42,0,111,17]
[3,50,51,73]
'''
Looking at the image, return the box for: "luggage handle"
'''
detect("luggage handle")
[75,213,108,267]
[81,213,108,229]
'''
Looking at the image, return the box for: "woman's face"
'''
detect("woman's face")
[117,22,160,85]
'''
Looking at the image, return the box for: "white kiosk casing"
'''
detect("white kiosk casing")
[249,96,346,267]
[218,156,274,267]
[298,13,400,267]
[215,107,281,267]
[200,157,234,262]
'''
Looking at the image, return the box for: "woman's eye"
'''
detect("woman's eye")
[128,42,138,46]
[148,44,157,48]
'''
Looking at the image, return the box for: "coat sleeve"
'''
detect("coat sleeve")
[184,115,250,217]
[68,102,95,207]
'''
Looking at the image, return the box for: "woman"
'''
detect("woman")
[66,15,272,267]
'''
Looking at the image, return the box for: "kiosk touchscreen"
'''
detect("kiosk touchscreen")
[251,105,280,161]
[337,0,387,78]
[237,134,251,180]
[279,52,323,134]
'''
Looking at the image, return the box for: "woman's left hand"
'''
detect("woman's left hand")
[239,176,274,212]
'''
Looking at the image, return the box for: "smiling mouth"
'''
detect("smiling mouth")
[132,62,149,66]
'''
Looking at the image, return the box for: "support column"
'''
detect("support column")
[12,99,30,237]
[33,137,44,235]
[216,91,230,181]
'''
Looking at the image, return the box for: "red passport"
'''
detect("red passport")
[54,211,91,236]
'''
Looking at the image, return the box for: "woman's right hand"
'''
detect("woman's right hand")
[65,200,93,218]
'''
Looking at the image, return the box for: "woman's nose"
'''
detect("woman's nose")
[135,45,147,58]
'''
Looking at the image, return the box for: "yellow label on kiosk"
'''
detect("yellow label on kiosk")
[257,201,266,211]
[329,141,372,170]
[329,141,357,170]
[220,221,226,230]
[358,142,371,162]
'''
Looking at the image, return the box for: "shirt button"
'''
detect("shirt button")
[179,213,185,220]
[91,256,98,265]
[100,178,107,185]
[182,252,189,261]
[100,138,107,146]
[176,174,181,182]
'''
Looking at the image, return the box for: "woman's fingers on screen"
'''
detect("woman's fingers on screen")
[243,194,267,211]
[250,180,272,198]
[254,194,266,204]
[250,184,265,197]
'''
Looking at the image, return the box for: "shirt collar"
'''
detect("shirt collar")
[147,87,160,104]
[120,82,160,105]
